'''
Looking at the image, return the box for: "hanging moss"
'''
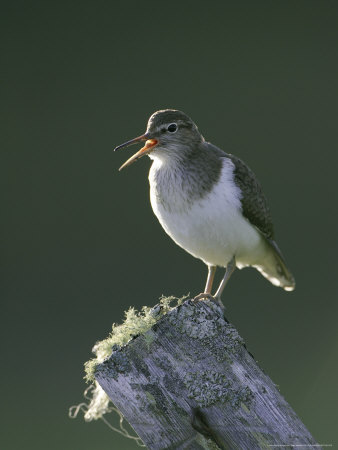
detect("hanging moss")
[71,295,188,430]
[84,295,187,382]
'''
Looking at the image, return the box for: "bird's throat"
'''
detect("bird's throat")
[149,143,223,213]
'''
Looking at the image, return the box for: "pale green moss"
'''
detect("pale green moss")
[84,295,187,382]
[72,295,187,432]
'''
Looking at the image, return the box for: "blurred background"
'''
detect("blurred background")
[2,1,338,448]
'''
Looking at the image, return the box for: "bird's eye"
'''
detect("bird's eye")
[167,123,177,133]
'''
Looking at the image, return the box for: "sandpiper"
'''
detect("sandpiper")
[114,109,295,306]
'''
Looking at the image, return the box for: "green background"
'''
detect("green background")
[3,1,337,449]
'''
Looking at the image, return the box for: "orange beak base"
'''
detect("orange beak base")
[118,139,158,171]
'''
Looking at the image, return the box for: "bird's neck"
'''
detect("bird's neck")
[148,143,223,213]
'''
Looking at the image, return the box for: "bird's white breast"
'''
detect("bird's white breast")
[149,157,266,268]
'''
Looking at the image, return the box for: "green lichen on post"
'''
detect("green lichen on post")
[96,345,131,380]
[167,300,245,363]
[196,434,221,450]
[79,295,187,424]
[84,295,187,382]
[184,370,232,407]
[145,391,157,405]
[143,330,156,350]
[250,431,273,449]
[201,323,244,363]
[168,300,226,338]
[184,370,253,408]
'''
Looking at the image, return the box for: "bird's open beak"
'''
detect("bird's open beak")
[114,134,158,171]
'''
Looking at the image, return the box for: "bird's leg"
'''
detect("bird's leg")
[193,265,216,302]
[213,256,236,308]
[205,265,217,294]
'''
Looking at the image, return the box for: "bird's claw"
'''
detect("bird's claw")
[192,293,225,310]
[193,292,214,302]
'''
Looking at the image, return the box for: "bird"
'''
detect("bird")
[114,109,295,307]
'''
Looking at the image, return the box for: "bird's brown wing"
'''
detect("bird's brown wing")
[226,153,274,239]
[206,143,295,288]
[206,142,274,239]
[227,153,296,289]
[206,143,295,289]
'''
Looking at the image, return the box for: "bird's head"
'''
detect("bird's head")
[115,109,203,170]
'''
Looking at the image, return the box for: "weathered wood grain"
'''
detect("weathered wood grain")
[95,299,318,449]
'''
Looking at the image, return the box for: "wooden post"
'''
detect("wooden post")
[95,299,318,449]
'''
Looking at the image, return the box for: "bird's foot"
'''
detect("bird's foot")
[192,293,225,310]
[193,292,214,302]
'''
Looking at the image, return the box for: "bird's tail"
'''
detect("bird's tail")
[256,239,296,291]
